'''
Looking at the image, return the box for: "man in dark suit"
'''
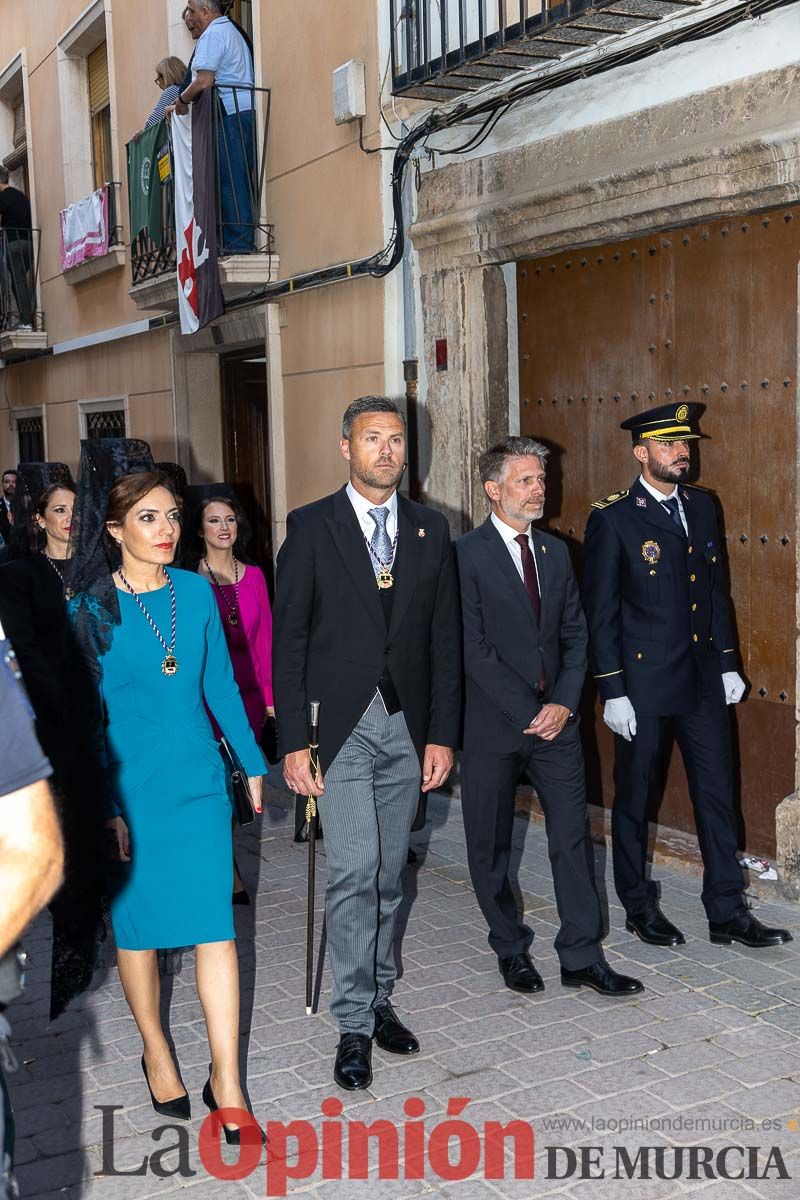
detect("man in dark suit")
[583,403,790,949]
[273,396,460,1090]
[456,437,642,998]
[0,471,15,545]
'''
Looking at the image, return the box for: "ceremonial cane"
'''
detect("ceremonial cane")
[305,701,321,1015]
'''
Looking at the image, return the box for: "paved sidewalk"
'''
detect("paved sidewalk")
[7,784,800,1200]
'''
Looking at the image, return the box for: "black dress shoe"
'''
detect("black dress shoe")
[499,952,544,994]
[625,904,685,946]
[373,1003,419,1055]
[141,1055,191,1120]
[709,913,793,948]
[561,961,644,996]
[202,1073,265,1146]
[232,889,250,906]
[334,1033,373,1090]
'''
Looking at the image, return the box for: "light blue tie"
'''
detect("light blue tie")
[368,506,392,571]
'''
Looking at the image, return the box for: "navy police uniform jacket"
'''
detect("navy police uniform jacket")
[582,478,737,717]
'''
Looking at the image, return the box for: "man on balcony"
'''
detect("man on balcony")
[171,0,256,254]
[0,167,34,331]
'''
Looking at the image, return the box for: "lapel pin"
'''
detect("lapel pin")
[417,528,426,538]
[636,496,647,507]
[541,545,547,554]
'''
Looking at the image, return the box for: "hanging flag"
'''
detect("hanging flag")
[127,120,165,244]
[171,89,224,334]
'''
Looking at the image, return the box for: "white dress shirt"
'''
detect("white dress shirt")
[491,511,542,593]
[639,474,688,536]
[346,483,398,568]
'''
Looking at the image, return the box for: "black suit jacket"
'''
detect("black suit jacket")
[273,485,461,773]
[582,477,738,717]
[0,502,11,545]
[455,517,588,753]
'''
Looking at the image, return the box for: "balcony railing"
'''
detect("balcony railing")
[128,84,273,287]
[0,227,43,334]
[389,0,700,98]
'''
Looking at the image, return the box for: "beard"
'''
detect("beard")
[501,497,544,525]
[354,460,406,492]
[648,454,689,485]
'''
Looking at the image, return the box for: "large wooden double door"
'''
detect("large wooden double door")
[518,207,800,855]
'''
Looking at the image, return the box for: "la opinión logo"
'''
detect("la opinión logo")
[96,1096,535,1195]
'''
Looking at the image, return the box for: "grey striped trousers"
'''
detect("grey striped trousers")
[317,693,421,1034]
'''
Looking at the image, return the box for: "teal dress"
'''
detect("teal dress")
[101,569,265,950]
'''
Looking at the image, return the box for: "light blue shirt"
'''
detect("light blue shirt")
[193,16,254,114]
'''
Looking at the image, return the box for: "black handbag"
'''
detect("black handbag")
[220,738,255,827]
[260,714,280,765]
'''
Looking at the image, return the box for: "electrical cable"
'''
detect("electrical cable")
[151,0,795,328]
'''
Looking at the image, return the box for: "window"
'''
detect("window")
[228,1,253,39]
[79,397,127,440]
[88,42,112,191]
[86,408,126,439]
[15,411,44,461]
[0,56,29,197]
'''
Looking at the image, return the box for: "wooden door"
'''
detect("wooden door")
[220,353,273,588]
[517,207,800,856]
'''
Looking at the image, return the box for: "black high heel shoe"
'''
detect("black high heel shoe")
[202,1074,265,1146]
[141,1055,191,1120]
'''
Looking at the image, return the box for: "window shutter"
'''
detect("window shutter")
[88,42,110,114]
[12,98,26,149]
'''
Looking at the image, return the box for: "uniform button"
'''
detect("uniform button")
[688,545,693,554]
[692,633,698,642]
[636,652,643,660]
[692,603,697,612]
[690,573,696,582]
[649,569,656,576]
[712,555,717,563]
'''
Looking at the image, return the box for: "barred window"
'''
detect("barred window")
[17,414,44,461]
[86,408,126,439]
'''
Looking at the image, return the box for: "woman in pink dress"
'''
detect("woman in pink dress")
[186,488,274,902]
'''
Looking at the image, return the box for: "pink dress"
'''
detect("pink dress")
[207,564,273,738]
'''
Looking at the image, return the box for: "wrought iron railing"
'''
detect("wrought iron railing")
[0,227,43,333]
[127,84,273,285]
[389,0,697,96]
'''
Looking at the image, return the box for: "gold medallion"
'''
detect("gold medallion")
[377,569,394,590]
[162,654,179,677]
[641,540,661,564]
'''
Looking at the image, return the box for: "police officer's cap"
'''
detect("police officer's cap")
[620,402,703,443]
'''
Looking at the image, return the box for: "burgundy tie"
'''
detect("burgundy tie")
[515,534,546,694]
[515,534,541,620]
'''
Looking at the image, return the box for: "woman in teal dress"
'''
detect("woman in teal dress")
[69,457,266,1139]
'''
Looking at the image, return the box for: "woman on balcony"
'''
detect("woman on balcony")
[145,56,188,130]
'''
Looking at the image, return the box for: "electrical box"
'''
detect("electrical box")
[333,59,366,125]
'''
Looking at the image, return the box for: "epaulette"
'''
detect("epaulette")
[591,489,629,510]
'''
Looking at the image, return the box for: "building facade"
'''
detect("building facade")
[2,0,799,866]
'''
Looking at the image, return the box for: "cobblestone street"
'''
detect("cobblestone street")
[8,784,800,1200]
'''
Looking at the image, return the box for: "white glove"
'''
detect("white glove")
[722,671,745,705]
[603,696,637,741]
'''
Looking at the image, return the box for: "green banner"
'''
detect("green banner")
[127,120,166,243]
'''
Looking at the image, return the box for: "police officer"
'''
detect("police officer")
[582,403,791,949]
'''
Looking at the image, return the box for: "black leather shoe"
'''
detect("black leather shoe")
[499,952,544,994]
[334,1033,373,1090]
[709,913,793,948]
[373,1003,419,1055]
[202,1074,265,1146]
[561,961,644,996]
[625,904,685,946]
[232,889,250,906]
[141,1055,191,1120]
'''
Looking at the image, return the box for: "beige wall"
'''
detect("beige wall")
[0,0,389,518]
[0,329,174,473]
